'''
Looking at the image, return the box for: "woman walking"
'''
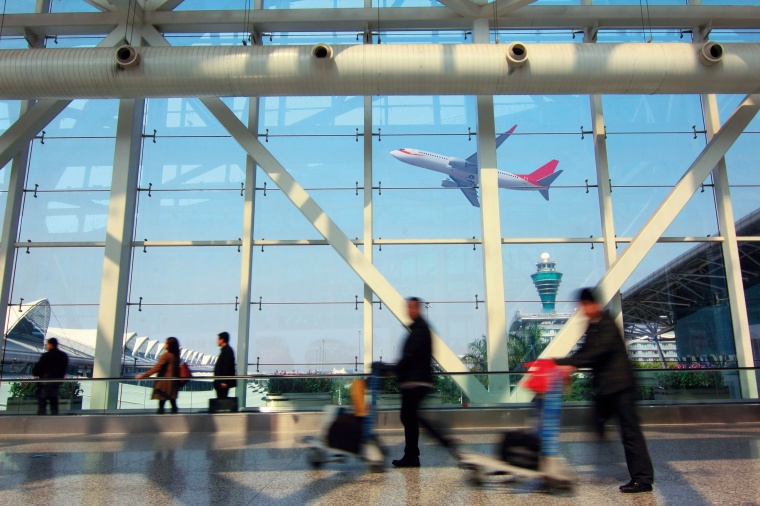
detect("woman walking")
[136,337,181,414]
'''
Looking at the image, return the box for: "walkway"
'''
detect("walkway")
[0,422,758,505]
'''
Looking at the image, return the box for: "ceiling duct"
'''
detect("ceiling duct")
[0,43,758,99]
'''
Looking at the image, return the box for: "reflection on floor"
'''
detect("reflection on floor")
[0,423,758,505]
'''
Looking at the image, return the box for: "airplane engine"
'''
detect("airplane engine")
[441,178,459,188]
[447,157,468,170]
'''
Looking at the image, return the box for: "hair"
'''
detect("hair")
[218,331,230,344]
[165,336,181,356]
[576,287,598,304]
[407,297,422,304]
[47,337,58,348]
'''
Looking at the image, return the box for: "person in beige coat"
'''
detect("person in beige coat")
[136,337,181,414]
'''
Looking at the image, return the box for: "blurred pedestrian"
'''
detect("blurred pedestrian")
[392,297,452,468]
[136,337,181,414]
[555,288,654,493]
[213,331,236,399]
[33,337,69,415]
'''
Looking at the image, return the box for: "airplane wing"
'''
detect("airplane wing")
[450,176,480,207]
[464,125,518,167]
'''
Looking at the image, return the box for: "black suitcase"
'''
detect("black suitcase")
[209,397,239,413]
[327,414,363,454]
[497,429,541,470]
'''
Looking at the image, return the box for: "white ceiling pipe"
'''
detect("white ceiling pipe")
[0,43,759,99]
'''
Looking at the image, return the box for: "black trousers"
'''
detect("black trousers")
[596,388,654,485]
[400,386,451,458]
[38,384,60,415]
[215,385,230,399]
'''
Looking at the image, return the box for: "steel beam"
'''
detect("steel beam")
[200,96,490,402]
[3,6,760,37]
[510,92,760,401]
[362,95,374,374]
[482,0,537,17]
[437,0,481,18]
[474,18,509,399]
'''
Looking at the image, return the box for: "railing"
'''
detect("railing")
[0,367,756,415]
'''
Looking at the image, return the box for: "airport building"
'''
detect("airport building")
[0,2,758,407]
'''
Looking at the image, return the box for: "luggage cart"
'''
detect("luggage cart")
[458,359,576,490]
[302,363,387,472]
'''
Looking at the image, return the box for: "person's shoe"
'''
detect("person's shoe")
[170,407,178,414]
[391,456,420,468]
[619,480,653,493]
[157,407,165,414]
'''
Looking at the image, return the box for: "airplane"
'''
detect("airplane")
[390,125,562,208]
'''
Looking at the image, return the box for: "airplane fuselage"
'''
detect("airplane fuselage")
[390,149,542,190]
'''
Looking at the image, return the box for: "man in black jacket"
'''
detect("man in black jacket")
[392,297,434,468]
[33,338,69,415]
[214,332,236,399]
[555,288,654,494]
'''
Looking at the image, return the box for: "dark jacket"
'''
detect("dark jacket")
[396,317,433,385]
[214,345,236,388]
[555,311,635,396]
[33,347,69,382]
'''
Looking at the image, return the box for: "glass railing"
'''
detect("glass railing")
[0,367,756,415]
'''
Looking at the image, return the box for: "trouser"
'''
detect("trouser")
[400,386,452,458]
[214,385,230,399]
[38,384,60,415]
[595,388,654,485]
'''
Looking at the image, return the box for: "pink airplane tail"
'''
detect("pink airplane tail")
[520,160,560,184]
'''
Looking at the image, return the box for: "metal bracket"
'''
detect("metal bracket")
[584,179,599,194]
[240,183,245,197]
[32,184,39,198]
[609,178,613,194]
[379,300,383,310]
[263,181,267,196]
[692,125,707,139]
[355,295,359,310]
[235,296,239,311]
[147,182,152,197]
[571,29,584,40]
[143,239,148,253]
[258,296,263,311]
[590,235,594,250]
[355,128,360,142]
[138,296,143,312]
[142,129,157,144]
[237,238,242,253]
[26,239,31,254]
[580,126,592,140]
[475,294,480,310]
[376,181,381,196]
[264,128,269,142]
[356,181,359,196]
[700,183,714,193]
[18,298,24,311]
[468,127,474,141]
[679,29,693,39]
[261,239,264,252]
[464,31,471,40]
[376,128,381,142]
[472,236,477,251]
[36,130,45,145]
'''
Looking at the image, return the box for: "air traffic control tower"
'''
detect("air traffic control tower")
[531,252,563,312]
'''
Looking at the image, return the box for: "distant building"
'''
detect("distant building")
[531,252,563,312]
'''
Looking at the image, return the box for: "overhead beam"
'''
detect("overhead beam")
[200,96,490,403]
[480,0,536,17]
[437,0,482,18]
[510,93,760,401]
[2,6,760,36]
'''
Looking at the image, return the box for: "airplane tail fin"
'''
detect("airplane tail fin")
[535,169,563,200]
[523,160,559,184]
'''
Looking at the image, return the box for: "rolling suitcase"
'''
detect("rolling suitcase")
[209,397,239,413]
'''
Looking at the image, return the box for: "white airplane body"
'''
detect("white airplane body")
[390,125,562,207]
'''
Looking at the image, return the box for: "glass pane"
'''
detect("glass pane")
[603,95,704,133]
[42,100,118,138]
[726,132,760,185]
[145,98,247,137]
[27,138,116,190]
[0,100,20,136]
[606,133,706,186]
[12,247,104,303]
[261,96,362,135]
[19,190,110,241]
[135,189,244,241]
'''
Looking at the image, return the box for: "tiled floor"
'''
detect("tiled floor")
[0,423,759,505]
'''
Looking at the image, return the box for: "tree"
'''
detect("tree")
[508,322,546,371]
[462,336,489,388]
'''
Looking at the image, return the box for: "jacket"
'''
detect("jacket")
[555,311,635,396]
[213,345,236,388]
[396,317,433,385]
[33,348,69,390]
[142,352,180,401]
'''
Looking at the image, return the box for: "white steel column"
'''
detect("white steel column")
[236,95,259,405]
[363,95,374,373]
[200,97,490,402]
[585,22,623,327]
[473,19,509,400]
[90,98,144,409]
[511,93,760,400]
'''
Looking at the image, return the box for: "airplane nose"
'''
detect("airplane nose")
[390,150,403,160]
